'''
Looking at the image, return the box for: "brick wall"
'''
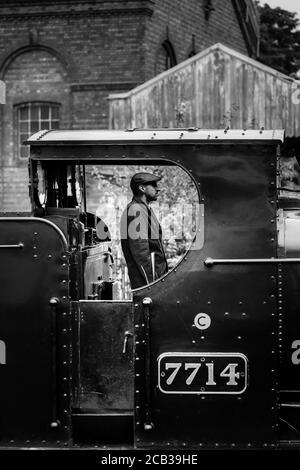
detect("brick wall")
[144,0,249,79]
[0,1,148,211]
[0,0,253,212]
[1,166,29,211]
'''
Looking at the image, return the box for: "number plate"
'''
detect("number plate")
[158,353,248,394]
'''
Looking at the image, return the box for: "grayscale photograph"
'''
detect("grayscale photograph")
[0,0,299,463]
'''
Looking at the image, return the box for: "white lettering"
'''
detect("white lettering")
[291,340,300,365]
[100,454,135,467]
[206,362,217,385]
[220,363,240,385]
[165,363,182,385]
[194,312,211,330]
[0,340,6,365]
[185,363,201,385]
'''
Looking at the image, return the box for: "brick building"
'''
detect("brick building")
[0,0,259,211]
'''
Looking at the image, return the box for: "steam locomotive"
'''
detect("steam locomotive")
[0,128,299,449]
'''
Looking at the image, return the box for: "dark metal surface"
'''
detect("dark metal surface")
[75,300,134,413]
[72,413,133,445]
[132,143,278,448]
[0,218,71,446]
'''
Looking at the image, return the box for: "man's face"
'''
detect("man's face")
[140,182,160,202]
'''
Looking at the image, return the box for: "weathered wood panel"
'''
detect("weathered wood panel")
[109,43,300,137]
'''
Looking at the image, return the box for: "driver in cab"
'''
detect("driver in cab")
[120,172,168,289]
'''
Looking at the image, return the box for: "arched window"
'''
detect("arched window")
[162,40,177,70]
[16,102,60,158]
[187,35,197,58]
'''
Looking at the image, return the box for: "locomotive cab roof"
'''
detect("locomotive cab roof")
[25,128,285,150]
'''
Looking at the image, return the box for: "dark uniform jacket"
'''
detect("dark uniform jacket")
[120,197,168,289]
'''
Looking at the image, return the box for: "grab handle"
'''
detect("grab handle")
[122,330,133,355]
[49,297,60,429]
[142,297,154,431]
[0,242,24,249]
[205,257,300,267]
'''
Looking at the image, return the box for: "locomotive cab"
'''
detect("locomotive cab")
[29,157,135,443]
[2,128,300,449]
[30,159,114,301]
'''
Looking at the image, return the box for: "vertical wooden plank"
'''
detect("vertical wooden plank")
[264,73,271,130]
[208,54,214,128]
[223,54,231,129]
[197,59,205,128]
[147,86,155,127]
[202,56,209,128]
[253,68,260,129]
[271,76,278,129]
[218,51,226,129]
[190,61,197,126]
[194,59,200,127]
[257,70,266,129]
[281,81,288,131]
[161,80,168,127]
[241,63,248,129]
[231,58,241,128]
[276,78,283,129]
[239,60,245,128]
[245,62,256,129]
[213,49,225,128]
[184,63,195,126]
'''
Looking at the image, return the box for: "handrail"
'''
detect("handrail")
[0,243,24,249]
[205,257,300,267]
[142,297,154,431]
[49,297,60,429]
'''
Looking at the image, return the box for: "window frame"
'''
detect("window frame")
[15,101,60,160]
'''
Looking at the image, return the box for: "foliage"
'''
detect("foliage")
[280,156,300,189]
[257,2,300,77]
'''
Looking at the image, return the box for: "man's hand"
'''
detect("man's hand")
[167,257,179,269]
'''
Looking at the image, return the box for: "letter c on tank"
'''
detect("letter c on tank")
[194,313,211,330]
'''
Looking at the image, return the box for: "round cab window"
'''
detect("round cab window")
[85,164,199,299]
